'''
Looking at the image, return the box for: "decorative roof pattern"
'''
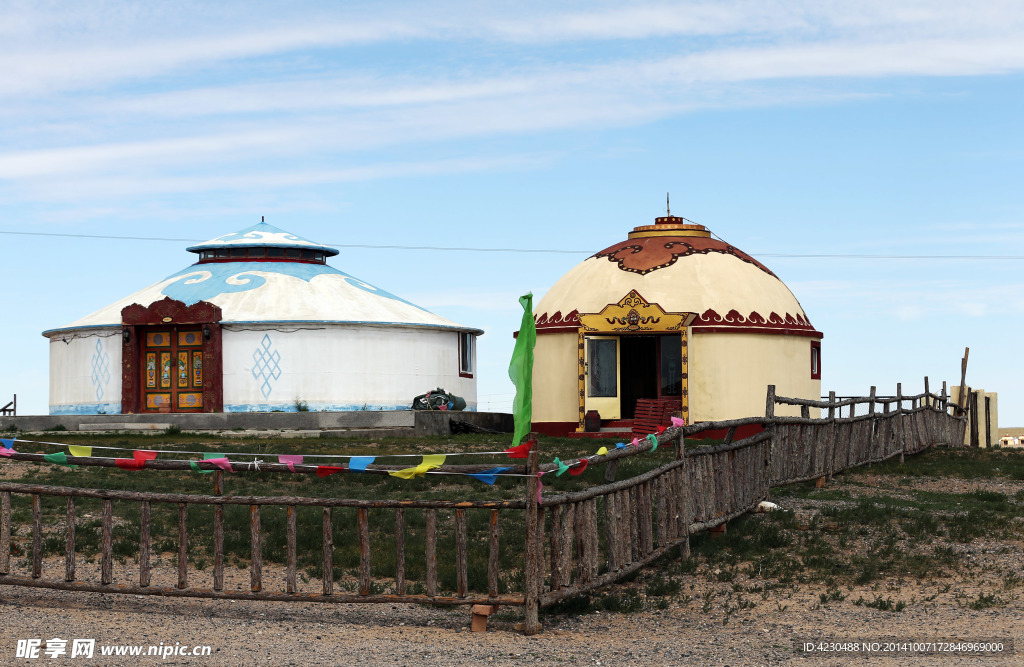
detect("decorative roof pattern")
[592,236,777,277]
[186,222,340,257]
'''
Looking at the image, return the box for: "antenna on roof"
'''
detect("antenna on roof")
[666,193,671,217]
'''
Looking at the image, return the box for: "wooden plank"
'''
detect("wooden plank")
[286,505,297,594]
[588,499,600,581]
[536,507,546,597]
[560,502,576,585]
[101,499,113,586]
[64,497,75,582]
[0,491,9,575]
[32,494,42,579]
[140,501,151,587]
[629,486,641,563]
[250,504,262,593]
[604,492,618,571]
[656,476,667,548]
[358,507,371,596]
[524,449,540,635]
[487,509,499,598]
[213,504,223,591]
[176,503,187,589]
[455,508,467,598]
[395,508,406,596]
[322,507,334,595]
[574,501,589,583]
[425,509,437,597]
[549,504,562,588]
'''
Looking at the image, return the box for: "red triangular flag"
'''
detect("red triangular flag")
[115,450,158,470]
[568,459,589,476]
[316,465,346,477]
[505,439,535,459]
[656,425,667,434]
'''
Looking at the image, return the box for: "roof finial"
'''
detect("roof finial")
[666,192,671,217]
[261,215,265,223]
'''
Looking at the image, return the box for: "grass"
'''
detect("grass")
[3,431,677,597]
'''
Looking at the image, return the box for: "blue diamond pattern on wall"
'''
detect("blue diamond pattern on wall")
[90,338,110,401]
[251,334,282,398]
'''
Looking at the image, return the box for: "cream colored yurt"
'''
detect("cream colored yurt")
[43,222,482,414]
[531,215,822,435]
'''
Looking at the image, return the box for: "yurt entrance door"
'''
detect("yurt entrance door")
[140,328,205,412]
[584,336,621,420]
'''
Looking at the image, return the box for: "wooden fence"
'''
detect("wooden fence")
[0,382,967,634]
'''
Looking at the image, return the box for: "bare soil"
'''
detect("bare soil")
[1,469,1021,665]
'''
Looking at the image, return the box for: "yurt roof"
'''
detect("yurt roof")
[186,222,340,256]
[535,216,821,337]
[44,222,481,336]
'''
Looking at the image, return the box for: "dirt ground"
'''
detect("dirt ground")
[1,469,1021,666]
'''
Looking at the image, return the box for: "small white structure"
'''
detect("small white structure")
[44,222,482,414]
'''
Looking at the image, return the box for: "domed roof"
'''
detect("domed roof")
[536,216,820,336]
[45,222,481,335]
[186,221,339,257]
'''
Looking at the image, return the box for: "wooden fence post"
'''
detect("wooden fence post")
[524,449,541,635]
[764,385,776,497]
[897,383,905,463]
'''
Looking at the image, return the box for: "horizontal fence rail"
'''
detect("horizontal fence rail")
[0,379,968,635]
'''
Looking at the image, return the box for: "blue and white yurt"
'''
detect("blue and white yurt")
[43,222,482,414]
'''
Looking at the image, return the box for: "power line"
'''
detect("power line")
[1,229,1021,260]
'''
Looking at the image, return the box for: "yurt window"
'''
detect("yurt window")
[285,249,301,258]
[230,248,246,257]
[267,248,284,258]
[459,332,474,377]
[811,341,821,380]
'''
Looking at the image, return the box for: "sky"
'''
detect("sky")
[1,0,1023,424]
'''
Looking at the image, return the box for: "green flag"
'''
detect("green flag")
[509,293,536,447]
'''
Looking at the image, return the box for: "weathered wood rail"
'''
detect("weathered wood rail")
[0,380,967,635]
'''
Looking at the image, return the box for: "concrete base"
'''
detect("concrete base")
[1,411,513,438]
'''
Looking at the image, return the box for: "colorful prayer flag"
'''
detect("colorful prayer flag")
[505,439,535,459]
[68,446,92,458]
[671,416,685,427]
[44,452,76,468]
[389,454,446,479]
[596,446,608,456]
[316,465,346,477]
[553,457,570,477]
[0,438,14,450]
[647,433,659,452]
[467,467,513,485]
[278,455,303,472]
[115,450,158,470]
[349,456,375,472]
[508,293,536,448]
[568,459,589,476]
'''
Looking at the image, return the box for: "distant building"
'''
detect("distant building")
[44,222,481,414]
[530,214,822,435]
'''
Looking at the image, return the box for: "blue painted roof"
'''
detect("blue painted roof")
[186,222,339,257]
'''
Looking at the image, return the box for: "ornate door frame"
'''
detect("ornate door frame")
[576,290,695,431]
[120,297,223,413]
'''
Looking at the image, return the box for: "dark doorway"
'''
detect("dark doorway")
[620,336,658,418]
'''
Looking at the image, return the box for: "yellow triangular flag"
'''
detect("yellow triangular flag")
[68,446,92,458]
[596,446,608,456]
[389,454,447,479]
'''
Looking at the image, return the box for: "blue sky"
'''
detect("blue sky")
[2,1,1022,423]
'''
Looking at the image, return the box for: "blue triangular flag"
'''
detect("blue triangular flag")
[0,438,14,450]
[349,456,375,472]
[467,467,513,485]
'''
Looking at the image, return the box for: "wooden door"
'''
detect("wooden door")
[141,328,205,412]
